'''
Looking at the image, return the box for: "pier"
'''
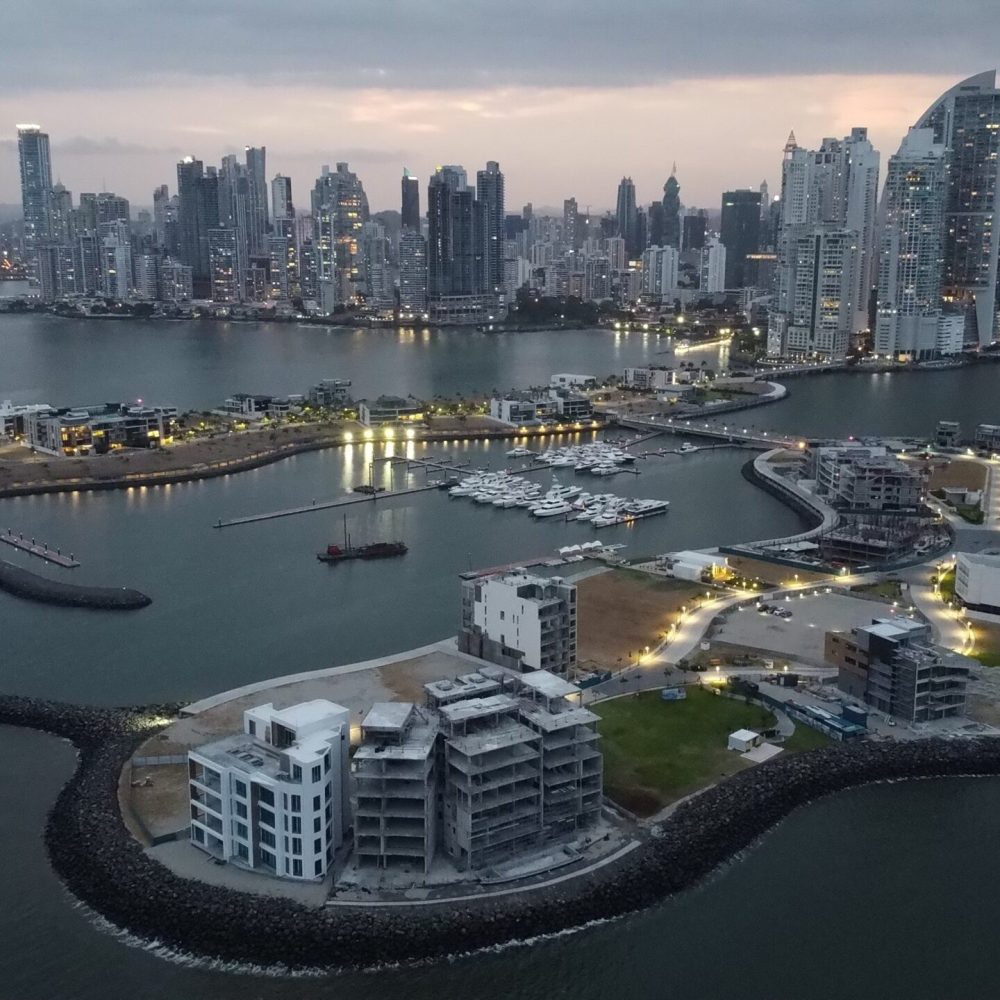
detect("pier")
[1,529,80,568]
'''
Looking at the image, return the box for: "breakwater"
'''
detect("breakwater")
[0,559,151,610]
[3,694,1000,974]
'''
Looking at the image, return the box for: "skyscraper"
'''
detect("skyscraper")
[476,161,505,295]
[913,71,1000,347]
[398,230,427,315]
[874,128,948,359]
[662,168,681,249]
[244,146,268,256]
[311,162,370,307]
[271,175,293,223]
[16,124,53,270]
[176,157,220,296]
[615,177,639,259]
[401,169,420,232]
[563,197,581,251]
[699,239,726,293]
[427,166,475,299]
[719,189,762,288]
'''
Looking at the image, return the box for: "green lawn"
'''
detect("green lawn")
[938,568,956,602]
[853,580,903,601]
[595,687,776,817]
[781,724,833,752]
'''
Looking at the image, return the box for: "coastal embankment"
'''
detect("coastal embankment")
[0,559,151,609]
[3,694,999,972]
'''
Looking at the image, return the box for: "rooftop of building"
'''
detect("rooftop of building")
[269,699,348,732]
[438,693,519,726]
[424,672,502,704]
[518,671,580,700]
[361,701,415,733]
[192,732,286,781]
[958,550,1000,569]
[863,617,929,641]
[445,718,540,757]
[519,701,599,733]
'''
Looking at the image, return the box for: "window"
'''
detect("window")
[247,720,256,737]
[283,794,288,810]
[259,829,275,848]
[233,779,247,798]
[235,801,247,819]
[285,859,290,874]
[292,860,302,877]
[258,787,274,807]
[283,816,288,832]
[233,821,247,840]
[292,765,302,782]
[325,803,332,821]
[314,859,323,876]
[258,807,275,828]
[260,849,275,869]
[313,795,321,811]
[314,838,321,854]
[292,837,301,855]
[291,817,301,834]
[324,786,331,802]
[313,817,321,834]
[311,764,322,783]
[236,843,248,860]
[324,754,331,775]
[290,794,301,812]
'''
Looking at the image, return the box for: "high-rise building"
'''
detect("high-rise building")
[49,183,74,244]
[913,71,1000,347]
[268,218,298,301]
[615,177,639,259]
[768,128,880,355]
[311,162,370,307]
[153,184,170,247]
[476,161,505,295]
[176,157,219,296]
[271,174,293,223]
[16,124,53,271]
[398,230,427,315]
[244,146,268,256]
[682,212,706,251]
[98,220,132,300]
[647,202,665,248]
[874,128,948,360]
[427,166,475,298]
[662,168,681,249]
[641,245,679,297]
[563,197,581,251]
[699,238,726,293]
[208,228,240,304]
[401,169,420,232]
[719,189,761,288]
[785,225,859,359]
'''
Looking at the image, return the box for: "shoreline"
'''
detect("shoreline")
[3,694,999,973]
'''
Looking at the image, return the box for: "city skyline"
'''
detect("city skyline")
[0,72,986,213]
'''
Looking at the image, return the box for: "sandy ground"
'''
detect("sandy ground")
[127,648,479,840]
[576,569,705,668]
[707,592,895,666]
[927,459,988,492]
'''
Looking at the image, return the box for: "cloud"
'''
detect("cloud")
[54,136,182,155]
[0,1,996,92]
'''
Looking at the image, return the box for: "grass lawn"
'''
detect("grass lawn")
[971,623,1000,667]
[595,686,776,816]
[781,725,832,752]
[938,568,956,602]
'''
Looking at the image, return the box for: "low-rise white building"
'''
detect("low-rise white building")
[188,699,351,880]
[490,397,539,425]
[955,552,1000,614]
[459,571,578,674]
[623,366,674,392]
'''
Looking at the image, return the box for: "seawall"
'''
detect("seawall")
[0,559,151,610]
[3,694,1000,972]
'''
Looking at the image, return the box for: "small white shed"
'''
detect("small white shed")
[728,728,762,753]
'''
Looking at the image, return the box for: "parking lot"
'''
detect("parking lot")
[709,591,901,665]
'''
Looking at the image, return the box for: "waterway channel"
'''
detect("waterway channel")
[3,315,1000,997]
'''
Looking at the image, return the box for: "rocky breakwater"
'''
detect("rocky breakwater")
[3,692,1000,973]
[0,559,151,609]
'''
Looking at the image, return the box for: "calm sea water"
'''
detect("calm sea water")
[3,316,1000,998]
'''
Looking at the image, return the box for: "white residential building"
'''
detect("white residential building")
[459,571,578,674]
[641,245,679,297]
[623,366,674,391]
[699,238,726,293]
[188,700,351,881]
[490,397,539,425]
[955,552,1000,613]
[874,128,948,359]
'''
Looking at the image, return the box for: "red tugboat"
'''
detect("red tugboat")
[317,516,407,563]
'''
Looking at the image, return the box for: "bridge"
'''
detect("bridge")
[616,414,800,450]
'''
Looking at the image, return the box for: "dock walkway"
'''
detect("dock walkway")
[0,529,80,567]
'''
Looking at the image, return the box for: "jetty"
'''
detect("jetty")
[0,559,151,610]
[1,529,80,567]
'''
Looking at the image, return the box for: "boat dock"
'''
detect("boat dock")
[0,529,80,567]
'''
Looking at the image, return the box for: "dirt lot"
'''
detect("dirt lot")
[577,569,705,668]
[927,459,987,493]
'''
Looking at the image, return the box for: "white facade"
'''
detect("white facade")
[623,366,673,391]
[188,699,351,881]
[937,313,966,356]
[490,398,538,425]
[641,245,679,296]
[460,571,577,674]
[955,552,1000,612]
[874,128,947,359]
[699,239,726,293]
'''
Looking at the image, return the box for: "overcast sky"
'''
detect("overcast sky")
[1,1,997,213]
